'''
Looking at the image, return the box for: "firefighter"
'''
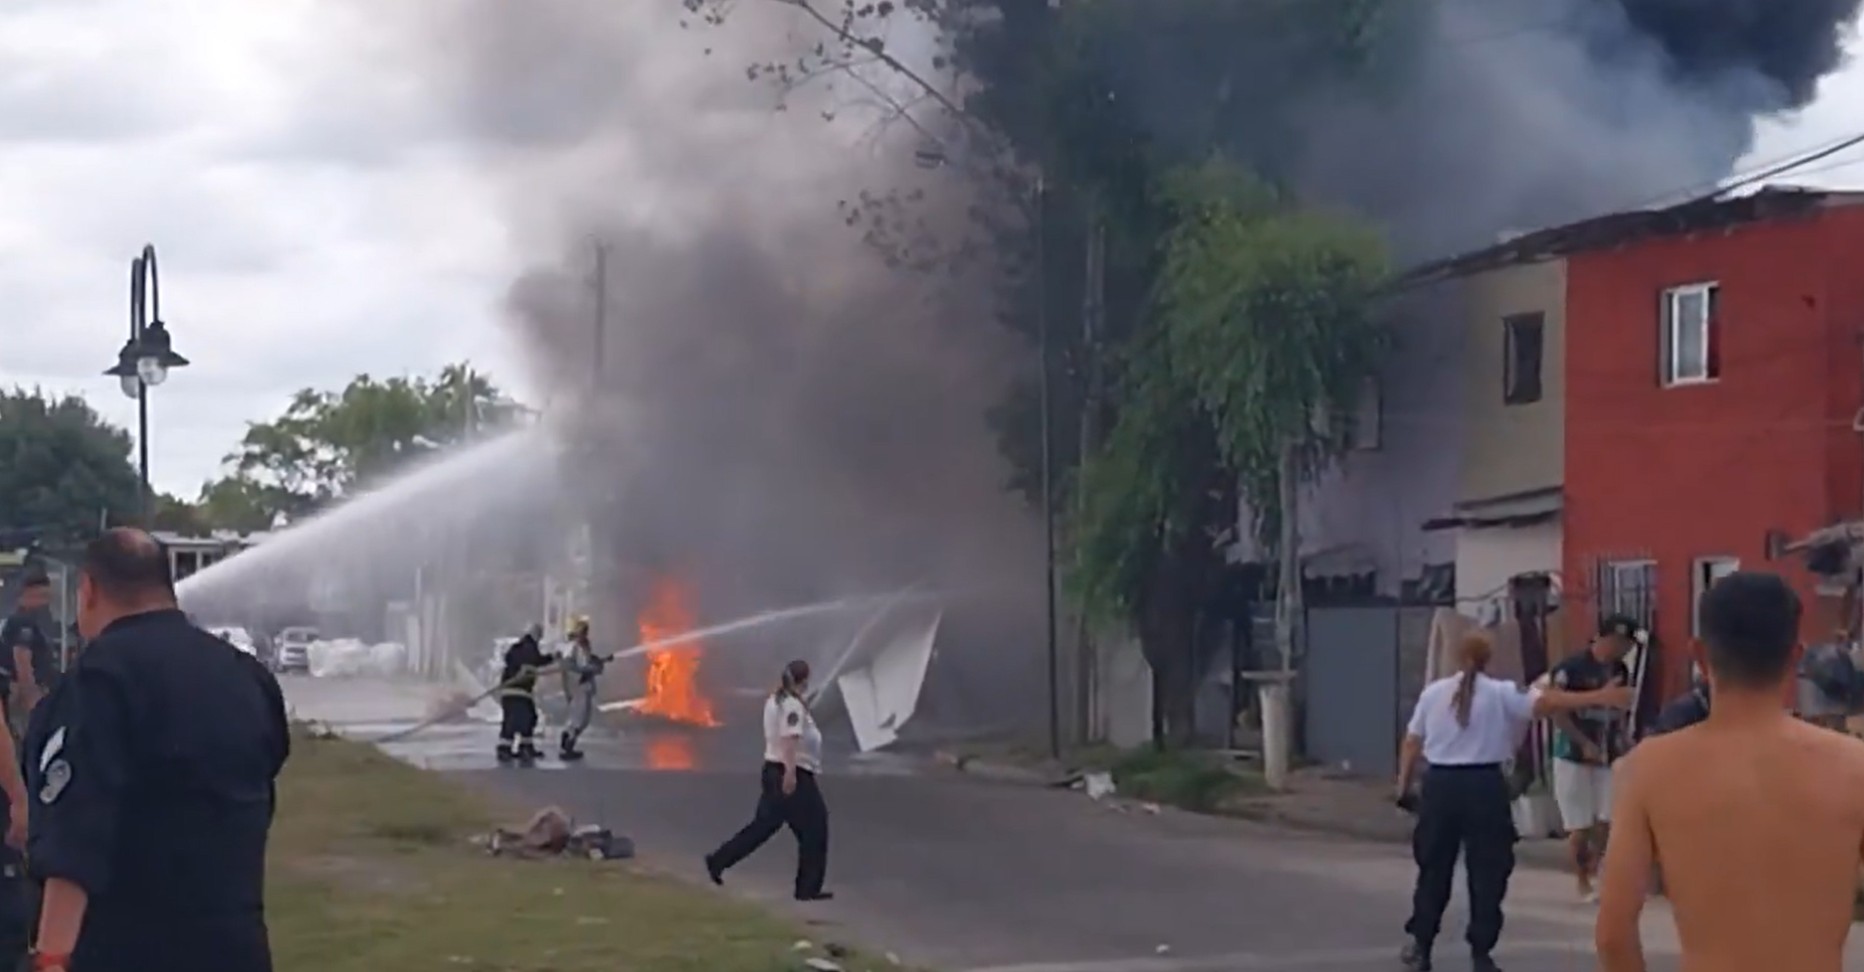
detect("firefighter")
[558,616,610,761]
[496,623,553,764]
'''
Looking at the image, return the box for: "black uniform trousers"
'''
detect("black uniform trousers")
[498,692,539,746]
[1404,763,1517,957]
[0,849,28,972]
[707,761,829,898]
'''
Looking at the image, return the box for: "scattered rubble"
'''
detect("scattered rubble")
[475,806,635,861]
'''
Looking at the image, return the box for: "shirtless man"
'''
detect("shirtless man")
[1595,571,1864,972]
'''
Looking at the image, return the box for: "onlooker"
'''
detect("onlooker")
[23,529,289,972]
[1595,571,1864,971]
[1547,615,1638,902]
[1,568,55,724]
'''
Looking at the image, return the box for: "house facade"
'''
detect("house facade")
[1229,291,1465,601]
[1419,258,1568,616]
[1562,189,1864,695]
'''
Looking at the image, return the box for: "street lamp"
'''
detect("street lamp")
[103,244,189,520]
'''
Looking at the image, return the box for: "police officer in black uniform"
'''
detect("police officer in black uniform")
[1395,633,1634,972]
[0,576,37,970]
[2,568,56,727]
[22,529,289,972]
[496,624,553,764]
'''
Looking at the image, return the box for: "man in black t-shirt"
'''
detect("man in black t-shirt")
[1548,615,1638,901]
[0,568,54,726]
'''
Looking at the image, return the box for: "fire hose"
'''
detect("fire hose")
[372,661,570,745]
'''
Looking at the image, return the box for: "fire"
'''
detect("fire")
[645,735,696,771]
[635,575,719,727]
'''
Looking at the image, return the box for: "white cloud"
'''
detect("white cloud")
[1741,27,1864,185]
[0,0,531,499]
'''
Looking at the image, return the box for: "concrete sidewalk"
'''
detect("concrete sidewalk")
[939,752,1577,871]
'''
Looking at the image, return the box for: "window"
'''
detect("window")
[1502,312,1544,405]
[1352,377,1381,451]
[1661,282,1720,386]
[1310,377,1382,450]
[1691,556,1740,638]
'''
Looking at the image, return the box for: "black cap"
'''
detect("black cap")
[1599,614,1640,640]
[17,567,49,589]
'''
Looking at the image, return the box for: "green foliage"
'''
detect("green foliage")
[223,363,524,510]
[0,389,140,541]
[1110,745,1260,812]
[1070,160,1389,628]
[162,364,530,532]
[1156,163,1390,545]
[1067,336,1214,626]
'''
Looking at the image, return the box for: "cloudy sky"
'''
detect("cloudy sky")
[2,1,1863,499]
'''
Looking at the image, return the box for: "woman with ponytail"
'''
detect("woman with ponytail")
[1394,632,1636,972]
[703,659,832,902]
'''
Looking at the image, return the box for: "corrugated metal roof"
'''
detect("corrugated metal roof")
[1393,185,1864,291]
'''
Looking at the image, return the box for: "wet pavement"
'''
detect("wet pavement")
[283,676,1864,972]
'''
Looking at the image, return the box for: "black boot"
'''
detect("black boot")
[559,731,584,760]
[495,743,515,763]
[1400,939,1432,971]
[516,741,542,762]
[1471,953,1502,972]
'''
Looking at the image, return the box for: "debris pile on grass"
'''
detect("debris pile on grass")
[475,806,635,861]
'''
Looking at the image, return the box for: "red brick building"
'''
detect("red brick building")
[1560,188,1864,696]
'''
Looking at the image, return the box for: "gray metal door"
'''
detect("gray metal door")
[1303,606,1400,778]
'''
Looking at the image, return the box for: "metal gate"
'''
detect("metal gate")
[1302,606,1401,777]
[1592,557,1661,733]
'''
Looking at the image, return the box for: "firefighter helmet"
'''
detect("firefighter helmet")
[568,616,591,638]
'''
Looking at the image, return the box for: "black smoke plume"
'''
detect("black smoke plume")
[367,0,1859,730]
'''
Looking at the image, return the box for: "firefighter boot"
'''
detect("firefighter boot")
[495,742,516,764]
[516,739,543,763]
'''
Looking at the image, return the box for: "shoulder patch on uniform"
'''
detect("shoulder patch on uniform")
[1552,669,1570,688]
[39,758,70,804]
[39,726,65,774]
[786,711,800,727]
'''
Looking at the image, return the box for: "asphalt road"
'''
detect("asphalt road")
[283,675,1863,972]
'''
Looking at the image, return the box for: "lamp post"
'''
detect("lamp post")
[103,245,189,521]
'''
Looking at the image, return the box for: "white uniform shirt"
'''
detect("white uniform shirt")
[1405,673,1542,766]
[764,692,823,774]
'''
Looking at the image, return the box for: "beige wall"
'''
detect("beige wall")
[1461,260,1566,502]
[1454,520,1561,610]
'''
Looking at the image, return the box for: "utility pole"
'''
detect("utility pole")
[1074,214,1105,744]
[1036,175,1060,761]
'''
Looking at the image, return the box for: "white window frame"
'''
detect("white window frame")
[1691,556,1740,639]
[1661,282,1719,387]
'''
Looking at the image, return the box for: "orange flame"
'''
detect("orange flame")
[635,575,719,727]
[645,734,696,771]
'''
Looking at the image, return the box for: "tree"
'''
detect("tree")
[148,493,210,536]
[690,0,1407,743]
[1069,336,1234,744]
[1156,164,1390,677]
[0,389,141,543]
[1071,163,1389,745]
[209,364,527,524]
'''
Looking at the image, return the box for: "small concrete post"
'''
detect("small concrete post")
[1244,670,1298,791]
